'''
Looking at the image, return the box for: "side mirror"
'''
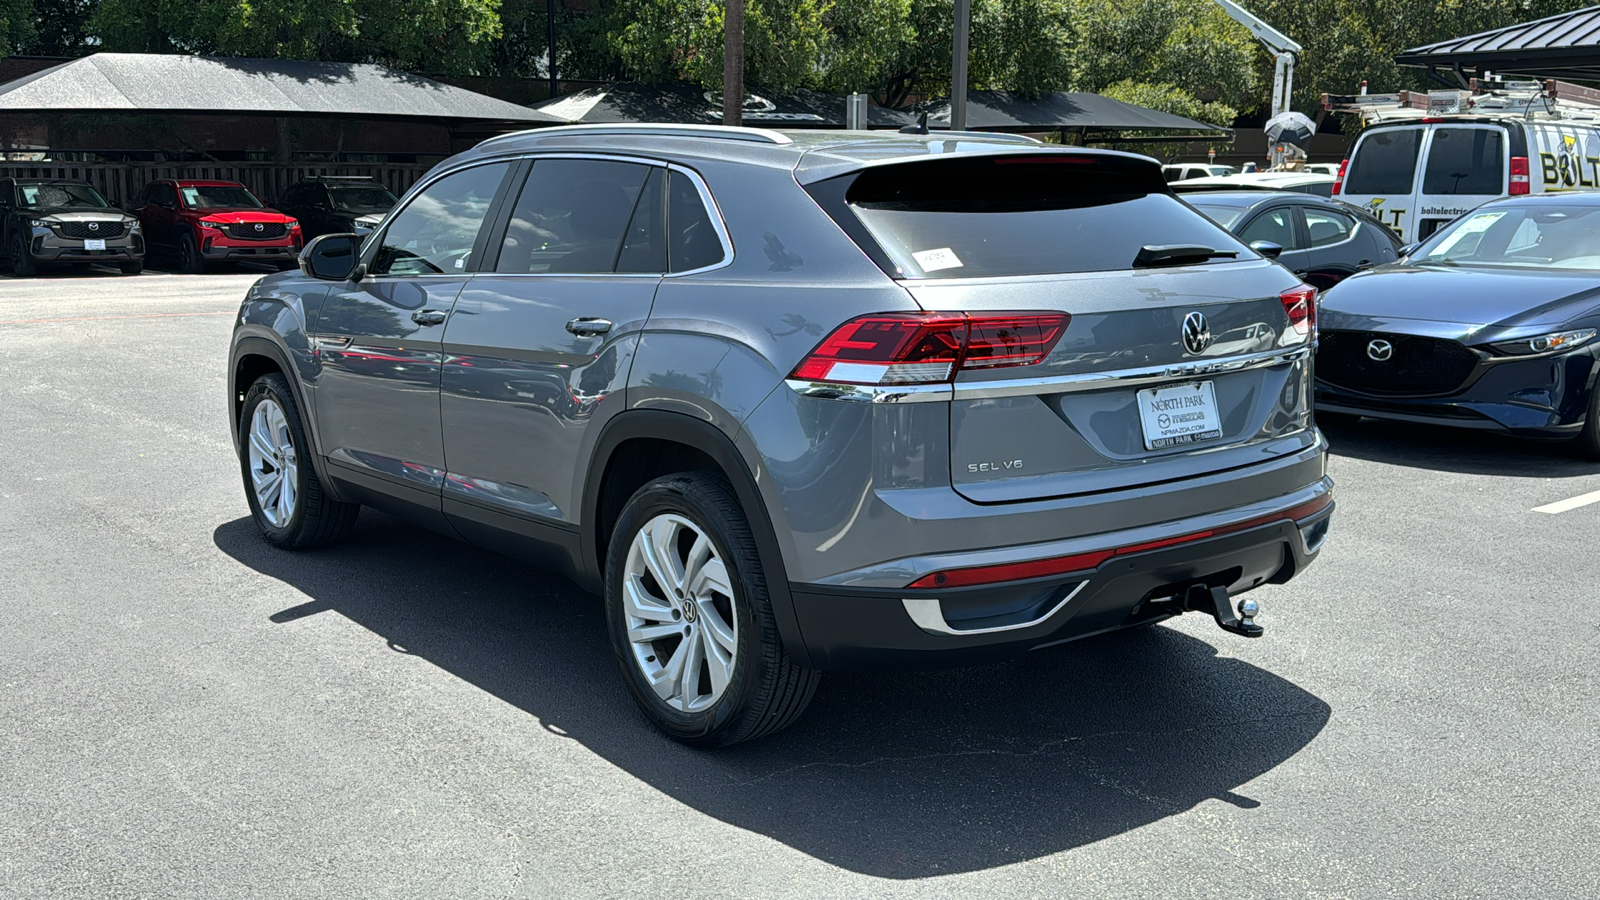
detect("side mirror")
[1249,240,1284,260]
[1398,242,1419,257]
[301,233,363,281]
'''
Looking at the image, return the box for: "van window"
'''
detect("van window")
[1422,128,1504,195]
[1345,129,1421,195]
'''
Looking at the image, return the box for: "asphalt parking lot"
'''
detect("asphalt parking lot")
[2,269,1597,898]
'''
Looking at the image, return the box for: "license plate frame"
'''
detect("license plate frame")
[1137,381,1224,450]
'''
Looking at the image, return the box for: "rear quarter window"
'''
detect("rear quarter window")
[1345,128,1422,195]
[814,155,1251,279]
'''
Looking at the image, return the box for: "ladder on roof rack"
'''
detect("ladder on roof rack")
[1322,77,1600,125]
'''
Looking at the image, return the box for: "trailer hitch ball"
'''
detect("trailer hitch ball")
[1238,598,1259,630]
[1184,584,1264,639]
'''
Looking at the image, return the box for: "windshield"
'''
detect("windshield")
[180,185,263,209]
[329,186,398,211]
[1190,204,1246,228]
[1411,204,1600,269]
[840,157,1250,278]
[17,182,110,210]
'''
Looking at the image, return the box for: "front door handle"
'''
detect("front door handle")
[566,317,613,337]
[411,309,447,326]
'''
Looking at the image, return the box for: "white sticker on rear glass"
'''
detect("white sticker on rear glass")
[913,247,963,272]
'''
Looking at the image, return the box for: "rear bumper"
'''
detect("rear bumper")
[786,483,1333,670]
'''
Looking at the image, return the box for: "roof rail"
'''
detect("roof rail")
[480,123,795,149]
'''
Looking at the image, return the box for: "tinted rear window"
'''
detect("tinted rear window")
[831,156,1249,278]
[1345,128,1421,195]
[1422,127,1504,195]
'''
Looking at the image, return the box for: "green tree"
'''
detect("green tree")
[0,0,35,54]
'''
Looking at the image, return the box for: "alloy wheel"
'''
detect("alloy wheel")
[247,397,299,527]
[622,513,739,712]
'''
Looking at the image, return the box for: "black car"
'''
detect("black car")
[276,176,398,239]
[1,178,144,276]
[1316,193,1600,456]
[1183,191,1402,291]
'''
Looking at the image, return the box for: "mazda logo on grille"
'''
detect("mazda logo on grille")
[253,223,264,232]
[87,222,98,231]
[1181,311,1212,355]
[1367,339,1394,361]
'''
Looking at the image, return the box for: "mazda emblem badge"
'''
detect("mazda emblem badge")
[1181,311,1212,355]
[254,223,264,232]
[88,222,98,231]
[1367,339,1394,361]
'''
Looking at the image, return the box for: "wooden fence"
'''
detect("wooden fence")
[0,162,432,208]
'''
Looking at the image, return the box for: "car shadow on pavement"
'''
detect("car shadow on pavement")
[215,513,1330,879]
[1322,416,1598,477]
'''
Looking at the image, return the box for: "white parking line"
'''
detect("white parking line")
[1533,488,1600,514]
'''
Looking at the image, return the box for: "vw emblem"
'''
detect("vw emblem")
[1367,339,1394,361]
[1181,311,1213,355]
[253,223,264,232]
[87,222,99,231]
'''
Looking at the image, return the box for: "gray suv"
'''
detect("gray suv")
[228,125,1333,746]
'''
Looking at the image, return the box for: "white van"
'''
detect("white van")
[1334,117,1600,243]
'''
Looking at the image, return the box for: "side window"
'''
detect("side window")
[0,180,11,208]
[496,159,653,274]
[281,185,303,205]
[616,168,666,273]
[371,162,511,277]
[1239,208,1303,250]
[1304,207,1355,247]
[667,170,725,272]
[154,184,176,207]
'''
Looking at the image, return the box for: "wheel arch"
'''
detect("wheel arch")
[230,334,347,504]
[581,410,812,667]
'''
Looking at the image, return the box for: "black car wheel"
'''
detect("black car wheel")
[239,373,360,548]
[10,232,36,277]
[605,472,819,747]
[119,260,143,276]
[178,233,206,274]
[1573,386,1600,460]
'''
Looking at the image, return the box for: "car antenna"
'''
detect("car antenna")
[899,112,930,135]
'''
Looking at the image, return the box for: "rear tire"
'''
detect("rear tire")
[119,260,143,275]
[239,373,360,548]
[604,472,819,747]
[178,232,206,274]
[10,232,36,277]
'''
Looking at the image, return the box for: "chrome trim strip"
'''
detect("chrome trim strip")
[951,345,1313,400]
[784,379,953,403]
[902,582,1089,637]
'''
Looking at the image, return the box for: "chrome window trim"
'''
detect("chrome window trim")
[951,345,1314,400]
[662,162,735,277]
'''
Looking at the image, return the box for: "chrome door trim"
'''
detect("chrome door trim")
[902,582,1088,637]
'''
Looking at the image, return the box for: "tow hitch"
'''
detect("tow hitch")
[1183,584,1263,638]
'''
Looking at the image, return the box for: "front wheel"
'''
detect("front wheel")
[239,373,360,548]
[119,260,143,275]
[604,472,819,747]
[177,233,206,274]
[1572,385,1600,460]
[10,232,36,276]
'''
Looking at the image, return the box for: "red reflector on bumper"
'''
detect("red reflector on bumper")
[906,494,1332,589]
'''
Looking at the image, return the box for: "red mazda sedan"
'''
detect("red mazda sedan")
[132,180,302,273]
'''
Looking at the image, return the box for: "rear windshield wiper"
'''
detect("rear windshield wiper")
[1133,244,1239,268]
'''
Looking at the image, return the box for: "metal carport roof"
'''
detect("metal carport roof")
[1396,7,1600,82]
[0,53,564,124]
[912,91,1230,141]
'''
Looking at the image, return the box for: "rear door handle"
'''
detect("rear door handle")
[566,317,613,337]
[411,309,447,326]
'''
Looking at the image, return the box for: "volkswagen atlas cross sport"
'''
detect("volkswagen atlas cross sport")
[228,125,1333,747]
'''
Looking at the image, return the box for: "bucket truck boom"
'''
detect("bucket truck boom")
[1214,0,1301,116]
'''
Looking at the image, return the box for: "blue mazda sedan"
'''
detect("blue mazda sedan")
[1316,193,1600,456]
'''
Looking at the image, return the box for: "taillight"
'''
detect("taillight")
[1510,156,1530,195]
[1280,284,1317,337]
[1331,158,1348,195]
[791,312,1068,386]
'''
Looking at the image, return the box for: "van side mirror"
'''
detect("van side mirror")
[1249,240,1283,260]
[301,233,363,281]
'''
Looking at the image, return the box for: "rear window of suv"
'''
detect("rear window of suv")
[821,155,1249,279]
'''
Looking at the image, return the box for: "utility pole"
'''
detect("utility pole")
[952,0,970,131]
[723,0,745,126]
